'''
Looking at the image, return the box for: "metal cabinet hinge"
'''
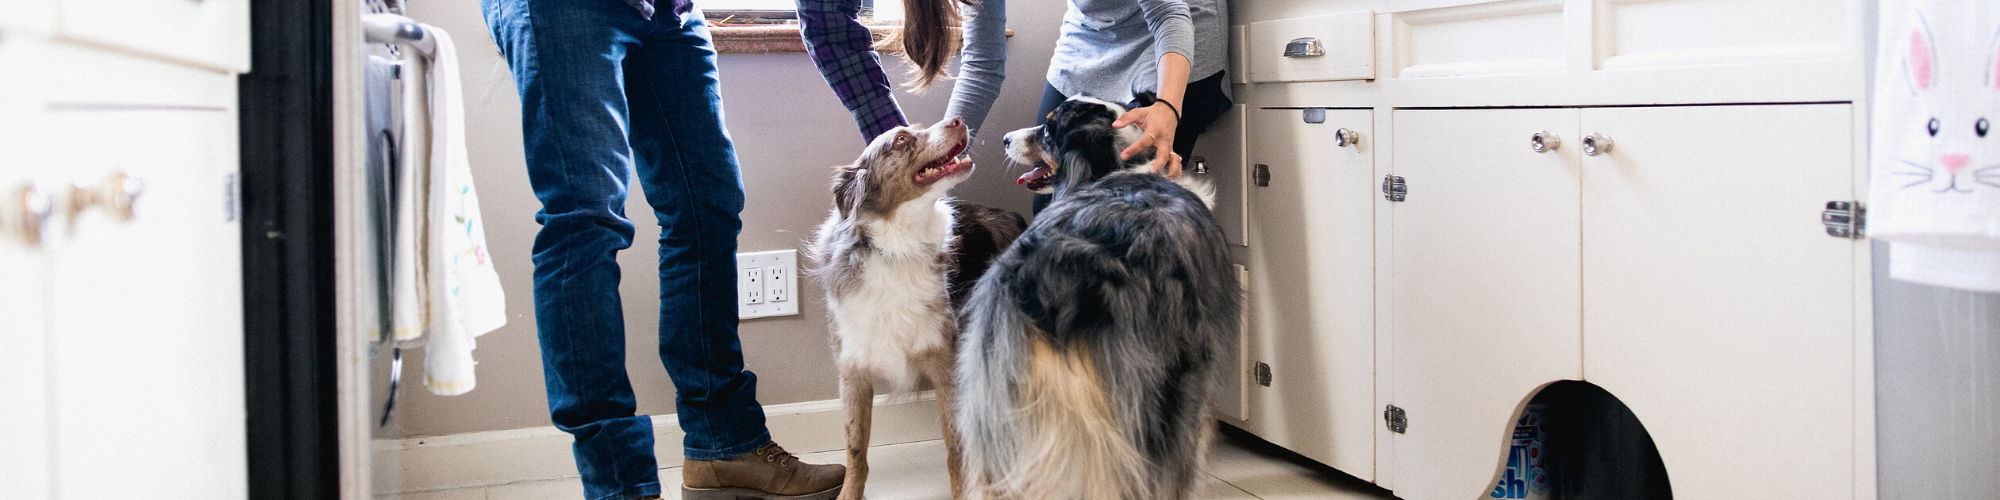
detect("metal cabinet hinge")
[1253,164,1271,187]
[1254,362,1272,387]
[1384,404,1408,434]
[1382,175,1407,202]
[1821,201,1865,239]
[1190,156,1209,175]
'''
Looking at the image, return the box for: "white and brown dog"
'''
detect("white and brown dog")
[807,117,1025,500]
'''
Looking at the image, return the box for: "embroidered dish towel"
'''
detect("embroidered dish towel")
[422,25,508,395]
[1872,1,2000,291]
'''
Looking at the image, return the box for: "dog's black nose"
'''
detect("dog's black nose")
[1003,136,1012,147]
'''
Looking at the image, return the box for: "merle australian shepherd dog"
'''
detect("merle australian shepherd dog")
[808,117,1026,500]
[957,96,1239,500]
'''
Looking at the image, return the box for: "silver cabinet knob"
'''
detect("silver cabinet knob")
[67,171,144,222]
[3,184,53,246]
[1582,133,1614,156]
[1335,128,1361,148]
[1284,37,1325,58]
[1530,131,1561,154]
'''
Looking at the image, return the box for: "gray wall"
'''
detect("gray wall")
[381,0,1064,438]
[1873,242,2000,499]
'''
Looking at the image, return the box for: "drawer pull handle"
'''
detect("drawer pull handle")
[1530,131,1561,154]
[67,171,144,223]
[1583,133,1614,156]
[3,184,53,247]
[1284,37,1325,58]
[1335,128,1361,148]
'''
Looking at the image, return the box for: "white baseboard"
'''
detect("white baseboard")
[371,392,943,494]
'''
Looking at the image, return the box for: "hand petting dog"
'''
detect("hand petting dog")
[1113,101,1183,178]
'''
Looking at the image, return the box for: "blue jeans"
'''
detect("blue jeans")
[483,1,770,499]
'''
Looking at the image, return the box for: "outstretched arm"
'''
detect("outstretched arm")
[941,0,1008,136]
[799,0,910,141]
[1113,0,1194,176]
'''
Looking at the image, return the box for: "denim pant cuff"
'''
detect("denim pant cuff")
[683,430,772,461]
[590,482,661,500]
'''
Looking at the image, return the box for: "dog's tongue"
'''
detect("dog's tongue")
[1017,165,1053,186]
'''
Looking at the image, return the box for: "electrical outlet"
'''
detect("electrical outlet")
[764,264,790,303]
[740,267,764,305]
[736,249,799,319]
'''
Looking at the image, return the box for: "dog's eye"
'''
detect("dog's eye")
[895,132,914,149]
[1929,118,1942,137]
[1978,118,1991,138]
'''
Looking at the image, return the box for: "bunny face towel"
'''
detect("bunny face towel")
[1871,2,2000,292]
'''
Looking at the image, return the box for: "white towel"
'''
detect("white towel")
[377,24,508,396]
[1870,1,2000,291]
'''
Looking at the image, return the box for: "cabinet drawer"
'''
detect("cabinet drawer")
[59,0,249,72]
[1249,11,1375,83]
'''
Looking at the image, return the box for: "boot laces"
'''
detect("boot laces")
[759,444,796,466]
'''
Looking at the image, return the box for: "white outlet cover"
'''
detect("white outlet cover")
[736,249,799,319]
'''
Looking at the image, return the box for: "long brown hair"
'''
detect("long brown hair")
[881,0,977,89]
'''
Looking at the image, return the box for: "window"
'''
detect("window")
[703,0,902,23]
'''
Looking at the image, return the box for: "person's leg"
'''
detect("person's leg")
[1170,70,1234,161]
[621,8,769,462]
[483,1,660,499]
[1031,82,1068,214]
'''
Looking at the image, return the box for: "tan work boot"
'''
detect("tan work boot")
[682,442,845,500]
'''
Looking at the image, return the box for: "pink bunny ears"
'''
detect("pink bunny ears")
[1904,10,2000,91]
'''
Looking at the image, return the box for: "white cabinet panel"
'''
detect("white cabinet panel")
[59,0,249,72]
[40,52,244,497]
[1190,104,1248,246]
[0,0,56,36]
[0,36,52,500]
[1389,108,1582,500]
[1246,107,1376,480]
[1580,104,1856,500]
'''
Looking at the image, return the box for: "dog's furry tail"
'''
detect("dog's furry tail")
[957,282,1146,500]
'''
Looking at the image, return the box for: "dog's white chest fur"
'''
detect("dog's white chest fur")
[827,198,955,392]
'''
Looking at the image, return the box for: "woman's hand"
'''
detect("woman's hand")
[1114,102,1181,178]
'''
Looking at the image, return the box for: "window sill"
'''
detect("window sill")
[710,25,1013,55]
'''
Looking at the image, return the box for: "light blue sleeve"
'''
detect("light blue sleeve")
[942,0,1008,136]
[1135,0,1195,71]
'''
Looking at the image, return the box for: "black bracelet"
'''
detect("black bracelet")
[1154,99,1181,121]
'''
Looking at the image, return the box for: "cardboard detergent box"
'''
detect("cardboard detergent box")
[1489,404,1551,499]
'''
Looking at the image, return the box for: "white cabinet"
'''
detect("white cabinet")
[0,35,52,500]
[58,0,250,72]
[1,42,246,500]
[1245,107,1377,479]
[1388,108,1584,500]
[1190,105,1249,246]
[1579,104,1856,499]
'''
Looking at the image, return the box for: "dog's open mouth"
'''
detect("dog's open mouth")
[914,142,972,186]
[1016,165,1054,191]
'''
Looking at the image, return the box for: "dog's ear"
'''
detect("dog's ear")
[1130,91,1158,109]
[833,167,869,220]
[1054,126,1122,193]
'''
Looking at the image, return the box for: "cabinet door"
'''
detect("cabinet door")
[1246,107,1376,479]
[1189,104,1248,247]
[1390,108,1582,500]
[45,52,245,499]
[59,0,249,72]
[1580,105,1855,499]
[0,37,51,499]
[0,0,56,35]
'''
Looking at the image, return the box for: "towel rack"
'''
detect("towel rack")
[362,11,438,427]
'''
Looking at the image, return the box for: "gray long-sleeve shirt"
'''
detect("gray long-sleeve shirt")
[944,0,1228,133]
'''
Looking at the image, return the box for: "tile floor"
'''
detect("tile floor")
[380,429,1398,500]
